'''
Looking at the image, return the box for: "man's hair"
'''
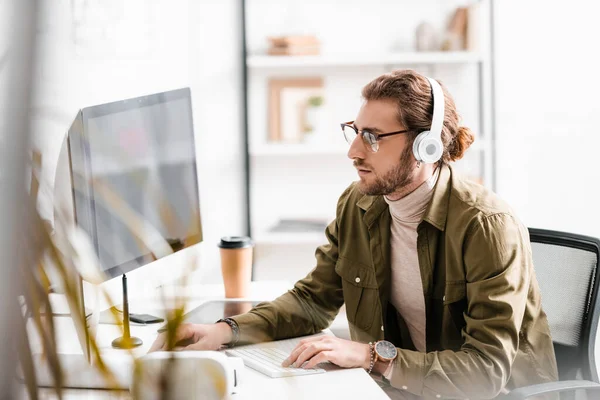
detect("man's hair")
[361,69,474,163]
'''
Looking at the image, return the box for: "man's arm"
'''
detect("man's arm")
[383,213,532,399]
[230,185,354,344]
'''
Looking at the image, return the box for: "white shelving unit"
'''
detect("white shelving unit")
[243,1,494,275]
[247,51,483,69]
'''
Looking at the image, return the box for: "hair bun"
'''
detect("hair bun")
[448,126,475,161]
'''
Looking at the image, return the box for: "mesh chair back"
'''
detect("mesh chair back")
[529,228,600,382]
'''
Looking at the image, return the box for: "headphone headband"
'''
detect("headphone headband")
[412,76,445,164]
[426,77,444,140]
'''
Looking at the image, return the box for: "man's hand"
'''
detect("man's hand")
[148,322,233,352]
[282,335,371,370]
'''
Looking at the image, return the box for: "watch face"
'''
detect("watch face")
[375,341,398,360]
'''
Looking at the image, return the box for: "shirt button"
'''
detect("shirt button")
[381,325,384,331]
[401,385,407,390]
[355,277,361,283]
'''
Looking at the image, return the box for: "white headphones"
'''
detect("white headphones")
[412,77,445,164]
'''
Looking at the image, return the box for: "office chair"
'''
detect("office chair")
[503,228,600,399]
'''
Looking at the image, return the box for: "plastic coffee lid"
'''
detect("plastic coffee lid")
[218,236,254,249]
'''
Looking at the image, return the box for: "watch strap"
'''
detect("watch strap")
[367,342,376,374]
[216,318,240,347]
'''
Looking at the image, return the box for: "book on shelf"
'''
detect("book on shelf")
[449,7,468,38]
[267,46,320,56]
[268,35,319,47]
[267,35,320,56]
[442,3,482,52]
[442,7,468,51]
[466,1,482,52]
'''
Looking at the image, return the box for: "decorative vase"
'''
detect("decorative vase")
[415,21,438,51]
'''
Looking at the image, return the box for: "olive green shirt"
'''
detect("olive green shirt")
[232,164,558,399]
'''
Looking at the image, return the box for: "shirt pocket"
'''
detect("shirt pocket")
[437,282,467,349]
[335,256,378,332]
[443,282,466,306]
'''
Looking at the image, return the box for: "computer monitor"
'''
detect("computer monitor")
[67,87,202,279]
[56,87,202,349]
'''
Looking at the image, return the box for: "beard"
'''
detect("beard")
[355,145,415,196]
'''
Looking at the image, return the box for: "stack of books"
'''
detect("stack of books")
[267,35,320,56]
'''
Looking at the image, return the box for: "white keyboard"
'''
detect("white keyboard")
[225,333,328,378]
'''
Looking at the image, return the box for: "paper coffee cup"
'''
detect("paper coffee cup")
[218,236,254,298]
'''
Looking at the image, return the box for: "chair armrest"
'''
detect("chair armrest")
[501,380,600,399]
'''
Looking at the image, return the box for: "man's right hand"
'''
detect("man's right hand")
[149,322,233,352]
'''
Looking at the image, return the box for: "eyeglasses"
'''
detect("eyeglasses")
[340,121,410,152]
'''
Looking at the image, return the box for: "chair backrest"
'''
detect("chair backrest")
[529,228,600,382]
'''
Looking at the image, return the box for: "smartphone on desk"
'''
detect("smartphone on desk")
[157,300,260,333]
[129,313,164,324]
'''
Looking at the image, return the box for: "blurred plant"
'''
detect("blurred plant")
[303,95,325,135]
[307,95,324,107]
[4,3,223,398]
[18,150,208,399]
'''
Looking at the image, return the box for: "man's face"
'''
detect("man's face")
[347,99,416,196]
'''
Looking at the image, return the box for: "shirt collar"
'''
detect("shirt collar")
[356,164,452,231]
[421,164,451,231]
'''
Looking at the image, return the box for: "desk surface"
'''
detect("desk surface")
[33,281,387,399]
[37,369,387,400]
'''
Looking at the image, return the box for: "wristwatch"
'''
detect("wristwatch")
[374,340,398,363]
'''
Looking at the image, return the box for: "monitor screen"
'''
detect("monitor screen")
[67,88,202,279]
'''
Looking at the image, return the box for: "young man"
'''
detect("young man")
[151,69,558,398]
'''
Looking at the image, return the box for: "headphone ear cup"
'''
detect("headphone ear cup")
[412,130,428,162]
[413,130,443,164]
[420,137,443,164]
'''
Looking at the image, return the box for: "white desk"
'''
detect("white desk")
[34,281,387,399]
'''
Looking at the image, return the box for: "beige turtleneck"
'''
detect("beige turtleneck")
[383,167,439,353]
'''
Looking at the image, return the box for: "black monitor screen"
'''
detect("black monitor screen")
[67,88,202,279]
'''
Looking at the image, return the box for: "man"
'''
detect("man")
[151,69,558,399]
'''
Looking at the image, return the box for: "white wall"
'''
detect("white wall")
[494,0,600,238]
[32,0,246,303]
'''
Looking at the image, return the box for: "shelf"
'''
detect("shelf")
[250,142,348,156]
[254,231,327,245]
[247,51,482,69]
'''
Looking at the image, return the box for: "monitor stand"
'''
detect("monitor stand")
[111,274,143,349]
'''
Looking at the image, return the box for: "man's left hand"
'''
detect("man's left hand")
[282,335,371,370]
